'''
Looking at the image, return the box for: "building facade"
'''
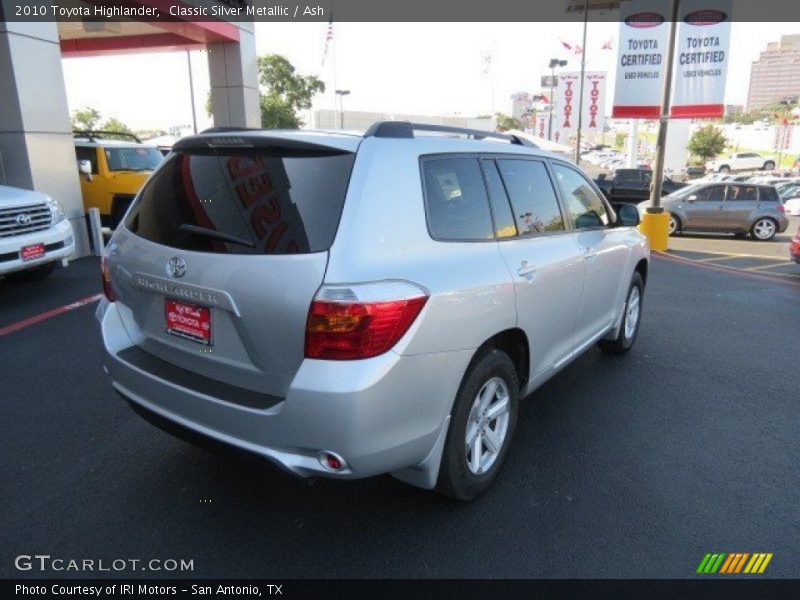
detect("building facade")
[746,34,800,110]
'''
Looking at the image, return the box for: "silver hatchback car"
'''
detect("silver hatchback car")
[638,182,789,240]
[97,122,649,500]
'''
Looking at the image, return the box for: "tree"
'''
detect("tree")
[494,113,522,132]
[71,107,101,131]
[688,125,727,160]
[257,54,325,129]
[100,117,133,135]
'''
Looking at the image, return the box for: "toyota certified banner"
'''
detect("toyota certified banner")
[670,0,732,118]
[612,0,669,118]
[554,71,608,133]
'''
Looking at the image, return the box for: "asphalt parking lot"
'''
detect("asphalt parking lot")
[1,250,798,579]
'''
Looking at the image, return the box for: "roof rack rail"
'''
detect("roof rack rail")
[363,121,537,148]
[73,130,142,144]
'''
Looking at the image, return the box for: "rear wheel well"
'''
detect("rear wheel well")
[473,329,530,392]
[635,259,648,287]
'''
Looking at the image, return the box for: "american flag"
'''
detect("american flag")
[601,39,613,50]
[321,16,334,66]
[559,38,573,52]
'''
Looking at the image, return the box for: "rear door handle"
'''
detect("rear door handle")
[517,261,537,281]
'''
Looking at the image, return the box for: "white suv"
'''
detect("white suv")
[706,152,776,173]
[0,185,74,281]
[98,122,649,500]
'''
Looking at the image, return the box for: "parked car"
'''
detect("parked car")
[705,152,776,173]
[97,121,649,501]
[683,165,707,180]
[595,168,687,204]
[638,182,789,240]
[0,184,74,281]
[782,191,800,216]
[74,131,163,229]
[790,227,800,264]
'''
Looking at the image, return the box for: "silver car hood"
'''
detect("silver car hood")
[0,185,50,208]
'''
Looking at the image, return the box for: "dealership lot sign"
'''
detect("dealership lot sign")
[670,0,732,118]
[556,71,607,133]
[612,0,669,118]
[613,0,732,119]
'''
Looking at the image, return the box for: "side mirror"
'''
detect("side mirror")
[686,195,697,202]
[615,204,640,227]
[78,160,93,182]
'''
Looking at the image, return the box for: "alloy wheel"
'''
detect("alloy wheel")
[465,377,511,475]
[753,219,776,240]
[624,286,641,340]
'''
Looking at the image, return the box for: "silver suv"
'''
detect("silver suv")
[97,122,649,500]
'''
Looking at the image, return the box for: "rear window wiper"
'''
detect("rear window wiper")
[178,223,255,249]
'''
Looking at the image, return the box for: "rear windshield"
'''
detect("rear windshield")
[125,149,354,255]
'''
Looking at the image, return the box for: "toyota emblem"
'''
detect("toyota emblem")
[166,256,187,278]
[16,213,31,226]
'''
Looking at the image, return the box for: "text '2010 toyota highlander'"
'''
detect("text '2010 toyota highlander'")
[97,122,649,500]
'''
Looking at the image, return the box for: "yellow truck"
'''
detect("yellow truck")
[74,131,163,228]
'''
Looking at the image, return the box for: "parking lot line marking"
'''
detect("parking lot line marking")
[670,248,788,261]
[0,293,103,338]
[653,252,800,288]
[694,255,742,263]
[743,261,795,272]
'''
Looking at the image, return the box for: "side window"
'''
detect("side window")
[615,170,635,184]
[759,187,779,202]
[75,147,98,174]
[496,159,565,235]
[695,185,725,201]
[481,160,518,239]
[728,185,758,201]
[551,163,610,230]
[422,157,494,241]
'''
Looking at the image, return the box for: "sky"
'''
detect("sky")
[61,21,800,132]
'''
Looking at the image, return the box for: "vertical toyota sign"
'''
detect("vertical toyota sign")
[670,0,732,118]
[612,0,670,118]
[556,72,607,134]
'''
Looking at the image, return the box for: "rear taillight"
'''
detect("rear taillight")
[101,256,116,302]
[777,204,785,213]
[305,281,428,360]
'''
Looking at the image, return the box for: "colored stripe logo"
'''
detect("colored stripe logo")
[696,552,773,574]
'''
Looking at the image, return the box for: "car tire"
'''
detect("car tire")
[750,217,778,241]
[598,272,644,355]
[436,347,519,502]
[668,214,681,236]
[5,261,56,282]
[763,161,776,171]
[718,165,730,173]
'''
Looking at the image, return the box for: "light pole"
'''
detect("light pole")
[547,58,567,141]
[643,0,680,252]
[186,50,197,134]
[335,89,350,130]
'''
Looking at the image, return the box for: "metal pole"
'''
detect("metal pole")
[648,0,680,212]
[574,0,589,165]
[627,119,638,167]
[548,67,555,141]
[186,50,197,134]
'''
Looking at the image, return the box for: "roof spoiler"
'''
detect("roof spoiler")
[363,121,537,148]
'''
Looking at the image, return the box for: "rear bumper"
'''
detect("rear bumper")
[0,220,75,275]
[97,300,470,486]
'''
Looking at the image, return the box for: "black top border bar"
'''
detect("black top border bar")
[1,0,800,22]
